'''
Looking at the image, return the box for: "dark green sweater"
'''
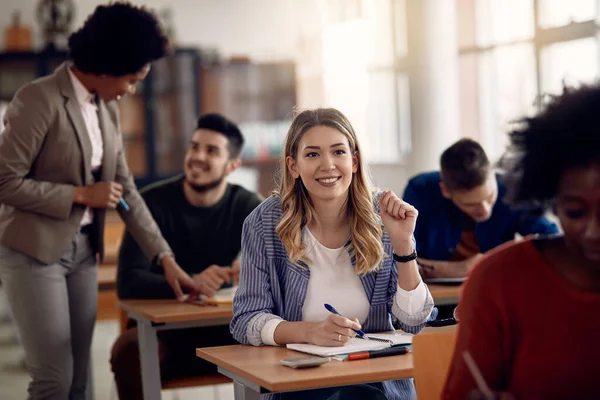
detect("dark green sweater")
[116,176,263,299]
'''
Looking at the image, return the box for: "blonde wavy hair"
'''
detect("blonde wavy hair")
[274,108,384,275]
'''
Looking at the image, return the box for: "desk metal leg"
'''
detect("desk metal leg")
[218,366,263,400]
[234,380,262,400]
[137,321,162,400]
[86,362,94,400]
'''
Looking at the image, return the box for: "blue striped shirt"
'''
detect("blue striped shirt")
[231,195,435,399]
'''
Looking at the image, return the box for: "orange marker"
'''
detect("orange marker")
[347,346,409,361]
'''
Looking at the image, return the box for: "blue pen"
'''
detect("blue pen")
[324,303,366,338]
[119,198,130,211]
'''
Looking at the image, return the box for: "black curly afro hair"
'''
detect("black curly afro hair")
[499,84,600,211]
[68,1,171,76]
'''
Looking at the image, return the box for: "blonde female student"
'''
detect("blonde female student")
[231,108,435,399]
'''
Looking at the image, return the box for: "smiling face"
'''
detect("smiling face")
[555,163,600,265]
[184,129,239,193]
[286,125,358,206]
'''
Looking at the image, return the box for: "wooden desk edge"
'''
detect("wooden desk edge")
[196,347,415,393]
[117,300,233,324]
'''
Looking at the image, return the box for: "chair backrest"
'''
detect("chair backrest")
[413,328,457,400]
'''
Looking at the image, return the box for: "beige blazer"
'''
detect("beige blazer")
[0,63,171,265]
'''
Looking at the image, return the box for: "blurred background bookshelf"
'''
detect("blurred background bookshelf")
[0,49,296,196]
[201,59,295,196]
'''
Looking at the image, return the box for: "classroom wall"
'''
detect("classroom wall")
[370,164,410,195]
[0,0,317,61]
[0,0,440,195]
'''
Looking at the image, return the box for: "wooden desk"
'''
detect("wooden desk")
[97,266,118,320]
[103,215,124,263]
[119,284,458,400]
[97,266,117,291]
[428,284,461,306]
[197,345,413,399]
[119,285,458,326]
[197,326,457,400]
[118,300,233,400]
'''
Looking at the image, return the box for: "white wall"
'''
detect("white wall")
[0,0,417,193]
[0,0,318,61]
[369,164,410,195]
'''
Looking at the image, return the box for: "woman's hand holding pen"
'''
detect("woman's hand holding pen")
[463,352,516,400]
[304,314,361,347]
[73,181,124,209]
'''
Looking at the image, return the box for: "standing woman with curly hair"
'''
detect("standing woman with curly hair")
[0,3,200,399]
[443,85,600,399]
[231,108,435,399]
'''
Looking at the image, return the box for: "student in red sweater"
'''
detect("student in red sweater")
[443,85,600,400]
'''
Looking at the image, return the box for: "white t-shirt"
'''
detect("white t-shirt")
[67,66,104,226]
[260,227,427,345]
[301,227,370,324]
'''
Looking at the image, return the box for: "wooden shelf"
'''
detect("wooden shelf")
[0,48,201,187]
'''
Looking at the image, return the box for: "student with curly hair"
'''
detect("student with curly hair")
[443,85,600,399]
[0,3,199,399]
[231,108,435,399]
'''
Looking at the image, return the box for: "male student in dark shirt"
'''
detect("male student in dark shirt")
[403,138,558,280]
[110,113,262,400]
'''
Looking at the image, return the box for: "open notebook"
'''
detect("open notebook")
[287,332,413,357]
[199,286,237,305]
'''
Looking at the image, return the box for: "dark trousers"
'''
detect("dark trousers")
[110,324,236,400]
[280,383,389,400]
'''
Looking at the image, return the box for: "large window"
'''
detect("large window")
[296,0,409,163]
[458,0,600,161]
[477,43,537,154]
[538,0,597,28]
[540,37,599,94]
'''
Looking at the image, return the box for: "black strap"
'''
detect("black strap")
[393,250,417,263]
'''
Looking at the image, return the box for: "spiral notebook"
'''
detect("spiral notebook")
[287,332,413,357]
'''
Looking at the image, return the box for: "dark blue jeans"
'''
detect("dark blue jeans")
[280,383,388,400]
